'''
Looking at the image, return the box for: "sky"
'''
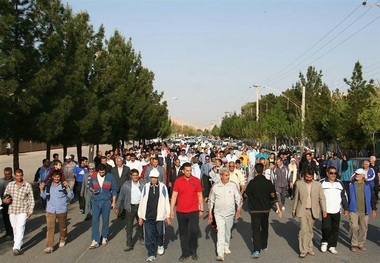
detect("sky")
[64,0,380,129]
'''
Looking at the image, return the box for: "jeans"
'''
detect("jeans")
[9,213,27,250]
[215,214,234,255]
[91,200,111,243]
[321,212,340,247]
[250,212,269,252]
[45,212,68,248]
[125,205,143,247]
[177,211,199,256]
[144,220,164,257]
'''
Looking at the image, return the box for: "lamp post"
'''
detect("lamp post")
[252,85,261,121]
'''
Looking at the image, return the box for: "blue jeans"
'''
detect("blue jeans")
[91,200,111,243]
[144,220,164,257]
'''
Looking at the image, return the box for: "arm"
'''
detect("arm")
[292,182,299,217]
[207,185,215,224]
[64,181,75,200]
[27,184,35,218]
[319,184,327,218]
[197,192,204,218]
[340,182,349,216]
[170,191,178,218]
[115,184,127,215]
[234,185,243,220]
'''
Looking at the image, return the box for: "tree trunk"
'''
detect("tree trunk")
[46,142,51,160]
[63,145,67,158]
[76,143,82,160]
[12,136,20,171]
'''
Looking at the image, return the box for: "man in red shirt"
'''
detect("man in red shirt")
[170,162,204,261]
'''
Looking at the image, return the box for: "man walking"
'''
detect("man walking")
[292,168,327,258]
[3,169,34,255]
[170,162,204,261]
[88,164,118,248]
[208,168,242,261]
[0,167,14,241]
[115,169,144,251]
[72,156,88,214]
[40,170,74,253]
[320,166,349,254]
[245,163,283,259]
[138,169,171,262]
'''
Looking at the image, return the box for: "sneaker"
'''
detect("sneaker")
[147,256,156,262]
[179,254,190,261]
[44,247,53,254]
[157,245,165,255]
[59,240,65,248]
[250,251,260,258]
[102,238,108,245]
[216,254,224,261]
[321,242,327,253]
[262,247,268,251]
[224,247,231,254]
[308,251,315,256]
[281,206,285,211]
[139,238,145,245]
[299,252,307,258]
[79,209,85,214]
[13,249,21,256]
[89,240,99,249]
[329,247,338,254]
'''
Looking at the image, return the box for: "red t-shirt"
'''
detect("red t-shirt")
[173,175,202,213]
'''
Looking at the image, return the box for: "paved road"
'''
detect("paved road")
[0,147,379,263]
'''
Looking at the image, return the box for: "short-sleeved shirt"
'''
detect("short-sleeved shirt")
[173,175,202,213]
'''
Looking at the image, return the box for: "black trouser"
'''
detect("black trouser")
[374,179,379,200]
[1,204,13,237]
[321,212,340,248]
[177,211,199,256]
[202,175,211,199]
[250,212,269,252]
[125,204,143,247]
[75,182,85,210]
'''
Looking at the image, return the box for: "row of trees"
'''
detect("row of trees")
[218,62,380,154]
[0,0,170,169]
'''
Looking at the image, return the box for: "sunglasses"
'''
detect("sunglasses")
[328,172,337,175]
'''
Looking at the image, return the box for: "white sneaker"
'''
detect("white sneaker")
[224,247,231,254]
[147,256,156,262]
[157,245,164,255]
[281,206,285,211]
[89,240,99,249]
[329,247,338,254]
[59,240,65,248]
[321,242,327,253]
[102,238,108,245]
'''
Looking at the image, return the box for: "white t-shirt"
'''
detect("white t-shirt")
[97,173,105,188]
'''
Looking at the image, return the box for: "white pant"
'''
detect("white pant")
[214,214,234,256]
[9,213,27,250]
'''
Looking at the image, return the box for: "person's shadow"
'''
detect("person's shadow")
[235,217,253,252]
[270,218,299,253]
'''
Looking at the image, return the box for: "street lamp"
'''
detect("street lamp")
[251,85,261,121]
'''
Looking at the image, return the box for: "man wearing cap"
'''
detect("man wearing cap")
[348,168,377,252]
[81,163,96,221]
[292,168,327,258]
[319,166,348,255]
[138,169,171,262]
[63,155,76,190]
[115,169,144,251]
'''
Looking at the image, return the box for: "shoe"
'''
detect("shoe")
[281,206,285,211]
[224,247,231,254]
[89,240,99,249]
[179,254,190,261]
[79,209,85,214]
[351,246,357,252]
[308,251,315,256]
[157,245,165,255]
[59,240,65,248]
[275,209,279,214]
[329,247,338,254]
[358,245,367,251]
[139,238,145,245]
[191,254,198,260]
[147,256,156,262]
[124,246,134,251]
[44,247,53,254]
[102,237,108,245]
[262,247,268,251]
[250,251,260,258]
[321,242,327,253]
[13,249,21,256]
[84,214,92,221]
[216,254,224,261]
[299,253,307,258]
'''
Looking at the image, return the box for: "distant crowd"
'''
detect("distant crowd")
[0,142,378,261]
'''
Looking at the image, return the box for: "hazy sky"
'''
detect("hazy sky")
[65,0,380,128]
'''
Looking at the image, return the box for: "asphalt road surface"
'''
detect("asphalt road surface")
[0,147,379,263]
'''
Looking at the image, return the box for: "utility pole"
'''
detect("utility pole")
[252,85,261,122]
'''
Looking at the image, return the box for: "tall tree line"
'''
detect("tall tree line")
[0,0,170,170]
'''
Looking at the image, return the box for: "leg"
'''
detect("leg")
[155,221,165,247]
[135,207,144,240]
[84,190,92,217]
[321,213,332,245]
[260,213,270,249]
[328,212,340,248]
[188,211,199,256]
[1,205,13,237]
[306,212,315,252]
[280,187,286,206]
[224,214,234,249]
[214,214,226,256]
[177,211,190,256]
[91,201,101,243]
[144,220,156,257]
[101,201,111,239]
[125,207,136,247]
[349,212,359,247]
[76,182,85,210]
[250,213,262,252]
[57,212,68,243]
[357,212,369,247]
[45,212,56,248]
[9,213,27,250]
[275,186,282,207]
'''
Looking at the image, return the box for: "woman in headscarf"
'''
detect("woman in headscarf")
[340,154,353,195]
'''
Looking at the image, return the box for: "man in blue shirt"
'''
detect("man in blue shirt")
[72,157,88,214]
[40,170,74,253]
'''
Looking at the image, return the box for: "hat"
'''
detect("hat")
[149,169,160,178]
[65,155,71,159]
[355,168,366,175]
[290,158,296,162]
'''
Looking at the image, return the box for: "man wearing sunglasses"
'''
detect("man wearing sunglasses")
[319,167,348,255]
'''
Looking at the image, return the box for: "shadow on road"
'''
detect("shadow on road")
[270,218,299,253]
[235,218,253,252]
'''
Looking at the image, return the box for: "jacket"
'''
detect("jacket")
[89,172,118,202]
[116,180,143,212]
[137,182,170,221]
[348,181,377,215]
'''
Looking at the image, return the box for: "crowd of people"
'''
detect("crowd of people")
[0,142,378,261]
